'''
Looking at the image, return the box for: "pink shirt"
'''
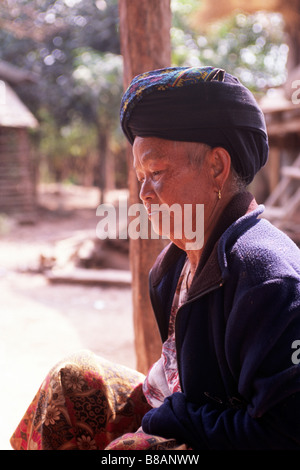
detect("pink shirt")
[143,258,190,408]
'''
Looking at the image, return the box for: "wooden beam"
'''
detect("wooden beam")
[119,0,171,373]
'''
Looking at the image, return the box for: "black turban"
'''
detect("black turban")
[120,66,269,184]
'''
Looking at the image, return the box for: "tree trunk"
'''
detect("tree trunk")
[119,0,171,374]
[283,8,300,73]
[95,126,108,205]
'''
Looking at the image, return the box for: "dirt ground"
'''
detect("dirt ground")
[0,184,136,450]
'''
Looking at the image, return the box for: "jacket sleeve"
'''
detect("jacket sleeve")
[142,277,300,450]
[142,390,300,450]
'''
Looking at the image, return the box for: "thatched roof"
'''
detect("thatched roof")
[0,79,38,129]
[0,60,39,85]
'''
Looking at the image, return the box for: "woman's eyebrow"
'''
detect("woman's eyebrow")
[133,150,162,169]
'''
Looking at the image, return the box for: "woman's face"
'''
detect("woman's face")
[133,136,218,251]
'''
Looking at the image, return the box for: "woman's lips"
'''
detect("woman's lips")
[147,209,160,217]
[144,203,158,217]
[145,203,171,218]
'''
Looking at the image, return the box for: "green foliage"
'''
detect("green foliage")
[37,108,99,184]
[0,0,121,125]
[72,49,123,125]
[0,0,124,185]
[171,4,288,92]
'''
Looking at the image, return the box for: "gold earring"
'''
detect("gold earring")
[218,189,221,200]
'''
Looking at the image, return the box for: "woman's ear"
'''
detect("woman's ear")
[209,147,231,191]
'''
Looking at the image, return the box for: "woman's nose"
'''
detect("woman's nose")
[139,178,155,202]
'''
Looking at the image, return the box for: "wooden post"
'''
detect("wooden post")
[119,0,171,373]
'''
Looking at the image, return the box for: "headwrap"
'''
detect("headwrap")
[120,66,269,184]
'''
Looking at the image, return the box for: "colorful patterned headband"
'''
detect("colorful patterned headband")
[120,66,225,131]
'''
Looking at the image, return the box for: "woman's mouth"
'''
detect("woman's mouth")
[144,203,160,217]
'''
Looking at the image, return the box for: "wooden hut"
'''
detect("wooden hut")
[258,86,300,244]
[0,78,38,221]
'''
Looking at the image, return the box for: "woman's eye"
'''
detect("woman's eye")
[137,171,162,183]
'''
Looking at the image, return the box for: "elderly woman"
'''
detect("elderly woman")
[11,67,300,451]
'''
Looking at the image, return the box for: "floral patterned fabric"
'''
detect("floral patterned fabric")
[10,350,186,450]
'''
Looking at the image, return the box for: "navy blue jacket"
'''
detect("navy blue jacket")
[142,192,300,450]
